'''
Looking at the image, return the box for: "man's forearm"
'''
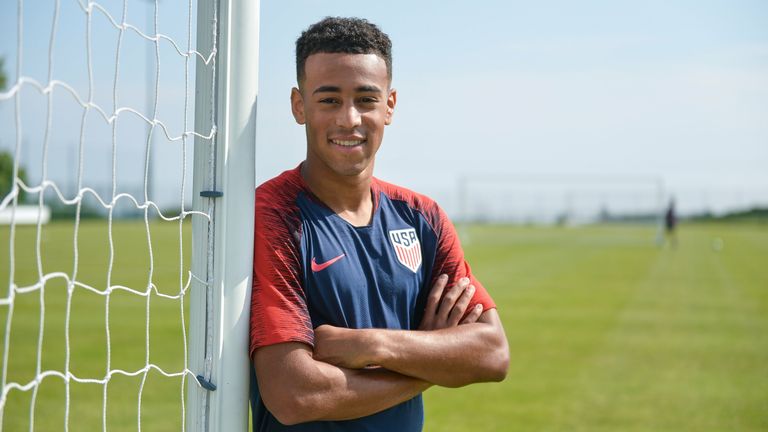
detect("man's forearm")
[254,343,430,425]
[299,362,430,422]
[375,312,508,387]
[316,310,509,388]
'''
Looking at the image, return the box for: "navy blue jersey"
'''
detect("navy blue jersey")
[250,166,495,431]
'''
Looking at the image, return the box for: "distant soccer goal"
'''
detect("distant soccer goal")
[457,174,666,225]
[0,1,257,431]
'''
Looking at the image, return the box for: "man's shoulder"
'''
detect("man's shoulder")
[256,165,304,208]
[257,165,303,193]
[373,177,444,221]
[254,166,306,239]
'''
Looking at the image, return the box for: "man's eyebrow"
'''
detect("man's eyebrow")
[312,85,341,94]
[311,85,383,94]
[355,85,382,93]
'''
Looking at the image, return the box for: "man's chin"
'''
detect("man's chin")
[329,161,374,178]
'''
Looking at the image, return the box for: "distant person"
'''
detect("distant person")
[664,198,678,248]
[248,17,509,431]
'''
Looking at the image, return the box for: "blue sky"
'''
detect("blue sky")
[256,0,768,217]
[2,0,767,218]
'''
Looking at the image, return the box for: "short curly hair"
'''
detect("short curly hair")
[295,17,392,85]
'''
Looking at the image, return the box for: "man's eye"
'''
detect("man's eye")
[359,97,378,104]
[319,98,339,104]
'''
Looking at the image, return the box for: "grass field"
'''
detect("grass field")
[1,220,191,431]
[427,223,768,432]
[2,220,767,431]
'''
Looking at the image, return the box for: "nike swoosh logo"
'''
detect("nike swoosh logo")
[311,254,346,272]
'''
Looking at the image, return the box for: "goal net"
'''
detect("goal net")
[0,1,257,431]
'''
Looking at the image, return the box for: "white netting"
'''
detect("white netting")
[0,0,216,430]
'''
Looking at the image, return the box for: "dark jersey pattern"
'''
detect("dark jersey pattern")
[250,166,495,432]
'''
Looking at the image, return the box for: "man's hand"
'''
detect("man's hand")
[419,274,484,330]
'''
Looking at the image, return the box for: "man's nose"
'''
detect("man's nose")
[336,104,362,129]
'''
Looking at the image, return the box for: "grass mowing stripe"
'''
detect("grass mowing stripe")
[708,238,768,431]
[718,227,768,313]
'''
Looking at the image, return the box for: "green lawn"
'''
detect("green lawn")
[2,221,767,431]
[425,223,768,432]
[1,219,191,431]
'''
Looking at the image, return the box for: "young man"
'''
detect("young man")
[250,17,509,431]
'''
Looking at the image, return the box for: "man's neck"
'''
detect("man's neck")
[301,161,375,227]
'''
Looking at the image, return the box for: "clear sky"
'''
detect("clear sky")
[2,0,767,218]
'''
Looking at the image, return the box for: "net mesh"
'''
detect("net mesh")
[0,0,216,430]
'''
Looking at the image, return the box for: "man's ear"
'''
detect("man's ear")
[385,88,397,125]
[290,87,305,125]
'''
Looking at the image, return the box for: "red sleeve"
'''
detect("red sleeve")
[428,205,496,313]
[249,180,314,359]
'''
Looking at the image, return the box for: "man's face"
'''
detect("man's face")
[291,53,396,179]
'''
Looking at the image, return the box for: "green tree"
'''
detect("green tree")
[0,57,6,90]
[1,151,28,203]
[1,60,27,202]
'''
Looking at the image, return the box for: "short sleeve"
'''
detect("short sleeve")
[428,205,496,313]
[249,186,314,359]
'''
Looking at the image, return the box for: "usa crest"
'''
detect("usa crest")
[389,228,422,273]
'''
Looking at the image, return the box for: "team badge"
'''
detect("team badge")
[389,228,422,273]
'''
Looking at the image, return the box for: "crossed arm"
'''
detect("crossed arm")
[252,276,509,425]
[253,342,430,425]
[313,308,507,388]
[312,275,508,387]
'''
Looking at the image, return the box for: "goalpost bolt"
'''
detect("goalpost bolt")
[200,190,224,198]
[196,374,218,391]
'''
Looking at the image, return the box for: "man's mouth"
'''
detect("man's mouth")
[330,138,366,147]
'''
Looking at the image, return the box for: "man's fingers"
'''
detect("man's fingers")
[447,284,475,327]
[436,277,469,323]
[425,274,448,317]
[460,303,484,325]
[420,274,448,330]
[420,275,479,330]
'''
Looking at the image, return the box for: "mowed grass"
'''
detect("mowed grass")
[425,223,768,432]
[1,219,191,431]
[3,221,768,431]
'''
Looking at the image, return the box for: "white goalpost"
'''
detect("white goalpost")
[187,0,257,431]
[0,0,256,430]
